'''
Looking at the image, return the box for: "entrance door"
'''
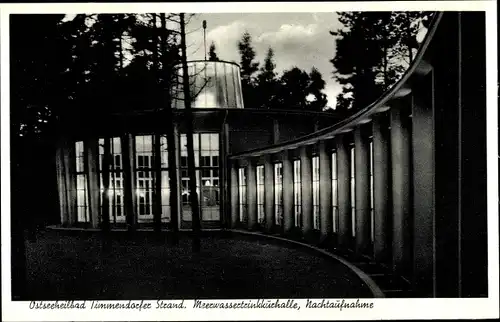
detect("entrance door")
[180,133,220,227]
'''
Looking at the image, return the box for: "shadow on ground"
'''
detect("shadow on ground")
[22,230,374,300]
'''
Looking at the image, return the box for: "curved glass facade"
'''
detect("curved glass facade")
[172,61,244,109]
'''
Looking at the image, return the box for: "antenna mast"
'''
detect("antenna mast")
[203,20,207,61]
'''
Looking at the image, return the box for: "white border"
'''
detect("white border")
[1,2,498,321]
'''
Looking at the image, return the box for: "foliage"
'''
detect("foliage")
[255,47,280,109]
[208,42,220,61]
[330,11,433,111]
[237,34,328,111]
[237,31,260,109]
[11,13,183,141]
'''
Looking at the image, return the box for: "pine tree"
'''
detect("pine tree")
[330,12,384,111]
[237,31,259,108]
[330,11,433,111]
[208,42,220,61]
[256,47,279,109]
[307,67,328,111]
[278,67,311,110]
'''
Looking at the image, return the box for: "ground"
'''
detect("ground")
[23,230,374,300]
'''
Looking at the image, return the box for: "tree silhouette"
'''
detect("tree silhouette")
[237,31,259,108]
[208,42,220,61]
[256,47,280,109]
[307,68,328,112]
[331,11,432,111]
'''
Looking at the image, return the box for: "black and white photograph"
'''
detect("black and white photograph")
[1,1,498,320]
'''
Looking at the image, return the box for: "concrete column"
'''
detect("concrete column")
[122,133,137,231]
[230,161,239,228]
[173,125,182,230]
[55,142,69,226]
[372,113,391,264]
[222,123,231,228]
[335,135,351,249]
[63,141,77,225]
[318,140,332,243]
[411,75,435,296]
[85,138,100,228]
[246,160,257,230]
[354,127,372,257]
[390,104,412,276]
[264,155,275,231]
[282,151,294,234]
[300,146,313,236]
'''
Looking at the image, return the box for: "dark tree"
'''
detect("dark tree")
[272,66,328,111]
[208,41,220,61]
[277,67,311,110]
[10,14,68,299]
[330,11,433,111]
[256,47,280,109]
[330,12,384,111]
[237,31,259,108]
[307,67,328,111]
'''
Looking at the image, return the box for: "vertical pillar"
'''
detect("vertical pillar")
[372,113,391,264]
[282,150,294,234]
[264,155,275,231]
[354,127,372,256]
[458,12,487,298]
[246,159,257,230]
[221,123,230,228]
[318,140,332,243]
[63,141,77,226]
[230,161,239,229]
[173,125,182,230]
[390,103,412,277]
[300,146,313,236]
[85,138,100,228]
[122,133,137,231]
[56,142,69,226]
[335,135,351,249]
[411,73,435,296]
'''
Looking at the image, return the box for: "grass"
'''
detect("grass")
[22,230,374,300]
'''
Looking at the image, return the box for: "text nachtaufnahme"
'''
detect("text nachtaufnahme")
[306,299,374,310]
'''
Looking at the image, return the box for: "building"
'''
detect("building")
[54,60,345,230]
[53,12,488,298]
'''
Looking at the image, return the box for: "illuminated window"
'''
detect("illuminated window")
[135,135,154,222]
[274,163,283,226]
[293,160,301,227]
[256,165,265,224]
[200,133,220,221]
[350,146,356,237]
[160,135,170,222]
[332,151,338,233]
[312,156,320,230]
[238,167,247,223]
[180,133,220,221]
[99,138,124,224]
[75,141,89,223]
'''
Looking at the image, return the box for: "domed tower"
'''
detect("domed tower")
[172,60,244,109]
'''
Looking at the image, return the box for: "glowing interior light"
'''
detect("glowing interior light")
[205,180,211,186]
[194,91,217,108]
[135,189,145,197]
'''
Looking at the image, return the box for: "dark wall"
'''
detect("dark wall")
[278,119,315,143]
[228,116,274,154]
